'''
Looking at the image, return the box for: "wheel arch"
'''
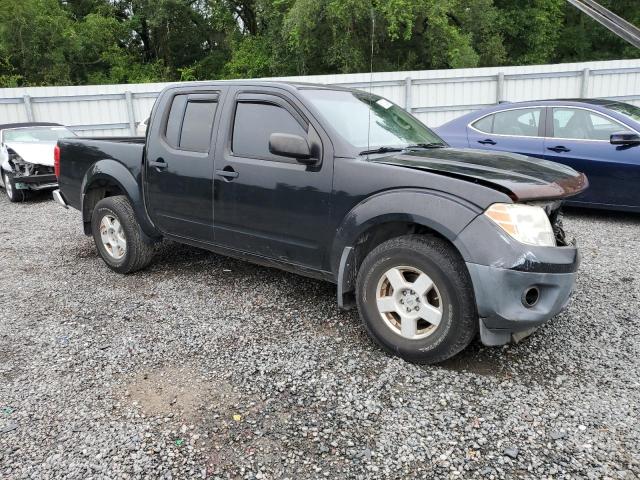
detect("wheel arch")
[80,159,158,239]
[333,189,481,309]
[1,159,13,174]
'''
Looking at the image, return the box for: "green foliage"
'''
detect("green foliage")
[495,0,565,65]
[0,0,637,86]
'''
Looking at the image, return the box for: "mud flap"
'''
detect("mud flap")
[479,319,510,346]
[337,246,356,310]
[479,319,538,346]
[511,327,538,344]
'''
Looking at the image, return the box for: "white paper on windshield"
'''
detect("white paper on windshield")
[376,99,393,110]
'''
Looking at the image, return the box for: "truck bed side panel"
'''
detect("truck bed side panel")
[58,138,145,211]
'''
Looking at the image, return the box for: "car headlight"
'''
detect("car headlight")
[484,203,556,247]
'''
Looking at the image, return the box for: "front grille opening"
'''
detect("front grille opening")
[549,209,568,247]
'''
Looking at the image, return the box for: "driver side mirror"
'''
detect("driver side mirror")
[269,133,315,163]
[610,131,640,145]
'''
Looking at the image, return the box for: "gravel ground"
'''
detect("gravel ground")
[0,192,638,480]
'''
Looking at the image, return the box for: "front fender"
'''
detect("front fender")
[81,159,158,238]
[1,145,14,173]
[331,188,482,276]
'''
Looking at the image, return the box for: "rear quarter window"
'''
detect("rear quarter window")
[472,115,494,133]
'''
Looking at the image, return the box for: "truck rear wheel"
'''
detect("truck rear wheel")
[91,195,156,274]
[356,235,477,364]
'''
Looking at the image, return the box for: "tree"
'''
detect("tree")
[557,0,640,62]
[0,0,74,85]
[0,0,637,87]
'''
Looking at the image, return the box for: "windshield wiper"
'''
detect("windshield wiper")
[359,143,446,155]
[405,142,446,149]
[359,146,405,155]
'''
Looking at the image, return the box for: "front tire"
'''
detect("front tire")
[356,235,478,364]
[3,172,26,203]
[91,196,156,274]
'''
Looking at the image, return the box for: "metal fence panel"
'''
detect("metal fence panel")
[0,59,638,136]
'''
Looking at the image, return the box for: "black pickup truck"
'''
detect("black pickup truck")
[55,81,587,363]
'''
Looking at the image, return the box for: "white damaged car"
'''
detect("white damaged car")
[0,123,76,202]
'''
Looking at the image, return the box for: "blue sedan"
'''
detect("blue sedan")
[434,99,640,212]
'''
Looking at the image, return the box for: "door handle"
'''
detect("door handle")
[149,158,168,169]
[547,146,571,153]
[478,139,497,145]
[215,168,239,180]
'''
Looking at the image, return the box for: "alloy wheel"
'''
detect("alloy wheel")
[375,266,443,340]
[99,214,127,260]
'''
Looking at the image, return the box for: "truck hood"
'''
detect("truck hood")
[371,147,588,201]
[5,142,56,167]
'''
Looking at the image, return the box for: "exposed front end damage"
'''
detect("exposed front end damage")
[532,200,570,247]
[457,201,580,347]
[3,147,58,192]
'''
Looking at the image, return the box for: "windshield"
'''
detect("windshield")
[3,127,75,143]
[607,102,640,123]
[299,89,444,150]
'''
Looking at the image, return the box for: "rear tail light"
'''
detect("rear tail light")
[54,145,61,177]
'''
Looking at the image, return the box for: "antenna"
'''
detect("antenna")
[366,7,375,155]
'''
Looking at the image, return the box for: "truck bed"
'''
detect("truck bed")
[57,137,146,211]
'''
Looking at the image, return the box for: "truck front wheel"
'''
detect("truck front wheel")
[4,172,26,203]
[91,196,156,274]
[356,235,477,364]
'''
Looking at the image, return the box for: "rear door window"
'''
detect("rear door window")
[165,95,187,148]
[232,101,308,162]
[490,108,542,137]
[180,100,218,153]
[164,93,218,153]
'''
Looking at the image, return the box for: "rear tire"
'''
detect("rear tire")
[3,172,26,203]
[91,195,156,274]
[356,235,478,364]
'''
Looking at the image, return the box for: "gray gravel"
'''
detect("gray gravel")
[1,192,639,479]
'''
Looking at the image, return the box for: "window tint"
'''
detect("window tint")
[179,100,217,152]
[491,108,542,137]
[472,115,494,133]
[552,108,624,141]
[232,102,307,161]
[165,95,187,148]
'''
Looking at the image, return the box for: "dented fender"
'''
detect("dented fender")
[331,188,483,289]
[455,213,579,273]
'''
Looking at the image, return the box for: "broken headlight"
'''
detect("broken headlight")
[484,203,556,247]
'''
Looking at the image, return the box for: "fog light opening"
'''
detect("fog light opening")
[522,287,540,308]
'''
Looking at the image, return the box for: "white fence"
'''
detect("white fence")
[1,59,639,136]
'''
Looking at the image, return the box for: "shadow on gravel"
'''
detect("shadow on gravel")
[21,190,55,204]
[151,241,257,277]
[437,341,509,377]
[73,230,585,384]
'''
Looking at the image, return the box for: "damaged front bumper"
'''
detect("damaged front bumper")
[466,259,578,346]
[14,173,58,191]
[456,207,580,347]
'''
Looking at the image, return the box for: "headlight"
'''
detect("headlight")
[484,203,555,247]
